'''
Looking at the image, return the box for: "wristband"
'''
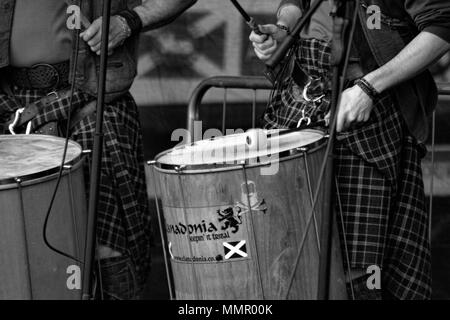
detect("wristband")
[115,15,131,40]
[355,78,380,102]
[117,8,143,36]
[276,23,291,35]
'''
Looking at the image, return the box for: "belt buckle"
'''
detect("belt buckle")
[30,63,60,90]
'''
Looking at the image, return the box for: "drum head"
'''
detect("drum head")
[156,129,325,170]
[0,135,82,183]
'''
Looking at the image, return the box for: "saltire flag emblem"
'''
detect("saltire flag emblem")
[223,240,248,260]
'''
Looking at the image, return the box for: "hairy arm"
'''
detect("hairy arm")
[81,0,196,54]
[134,0,197,31]
[365,31,450,93]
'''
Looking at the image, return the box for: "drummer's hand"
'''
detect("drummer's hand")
[249,24,288,61]
[80,15,130,56]
[336,85,374,133]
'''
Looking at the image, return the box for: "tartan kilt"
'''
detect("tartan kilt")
[262,38,432,299]
[0,87,152,287]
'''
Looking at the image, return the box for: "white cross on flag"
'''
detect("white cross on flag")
[223,240,248,260]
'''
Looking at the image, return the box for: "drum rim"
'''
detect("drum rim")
[0,134,83,186]
[152,130,328,174]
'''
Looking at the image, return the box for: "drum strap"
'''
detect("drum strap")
[6,88,96,135]
[11,89,73,128]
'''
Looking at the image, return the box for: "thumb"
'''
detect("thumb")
[258,24,279,35]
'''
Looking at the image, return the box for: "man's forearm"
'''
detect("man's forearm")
[365,32,450,93]
[133,0,196,31]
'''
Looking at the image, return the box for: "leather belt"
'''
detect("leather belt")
[10,60,70,90]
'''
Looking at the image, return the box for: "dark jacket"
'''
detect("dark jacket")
[0,0,141,102]
[278,0,450,141]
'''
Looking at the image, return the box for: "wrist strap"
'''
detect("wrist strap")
[356,78,380,101]
[276,23,291,35]
[117,8,143,36]
[115,15,131,40]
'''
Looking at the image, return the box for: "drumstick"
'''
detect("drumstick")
[229,0,265,36]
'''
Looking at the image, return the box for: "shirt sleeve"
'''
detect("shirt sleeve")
[277,0,302,18]
[404,0,450,43]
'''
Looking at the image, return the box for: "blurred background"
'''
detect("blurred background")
[129,0,450,299]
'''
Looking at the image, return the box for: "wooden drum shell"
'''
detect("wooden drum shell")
[0,158,87,300]
[153,141,347,300]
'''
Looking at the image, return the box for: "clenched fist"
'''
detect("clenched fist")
[249,24,289,61]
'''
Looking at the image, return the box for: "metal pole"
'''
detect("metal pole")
[82,0,112,300]
[317,0,357,300]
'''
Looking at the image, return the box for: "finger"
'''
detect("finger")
[356,113,365,123]
[336,109,345,133]
[249,31,270,44]
[253,44,276,59]
[262,42,278,56]
[254,37,276,51]
[81,18,102,42]
[88,30,103,48]
[253,47,271,61]
[90,42,101,53]
[324,112,331,126]
[258,24,279,35]
[252,42,276,58]
[92,21,123,52]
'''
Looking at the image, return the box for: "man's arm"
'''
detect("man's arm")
[367,0,450,93]
[336,32,450,132]
[337,0,450,132]
[134,0,197,32]
[365,32,450,94]
[81,0,196,55]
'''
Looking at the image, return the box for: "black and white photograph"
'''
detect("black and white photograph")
[0,0,450,310]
